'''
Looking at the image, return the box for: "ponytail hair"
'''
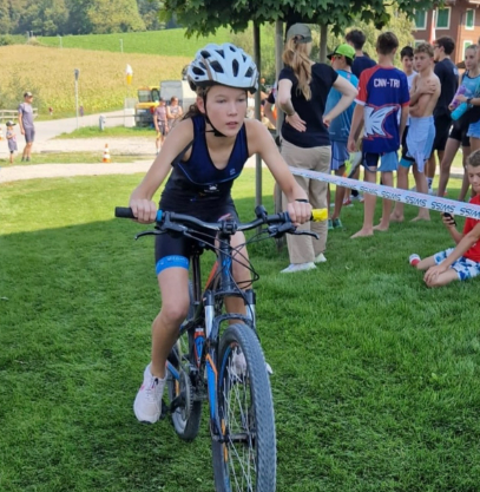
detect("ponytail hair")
[282,38,312,100]
[182,86,208,120]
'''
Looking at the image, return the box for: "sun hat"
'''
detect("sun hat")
[286,24,312,44]
[24,91,33,97]
[327,44,356,61]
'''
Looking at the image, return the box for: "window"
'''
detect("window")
[466,9,475,30]
[414,10,427,30]
[464,40,473,53]
[436,7,451,29]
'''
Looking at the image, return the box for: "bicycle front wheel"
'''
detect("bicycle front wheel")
[212,323,276,492]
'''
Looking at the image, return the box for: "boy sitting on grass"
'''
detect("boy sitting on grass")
[409,150,480,287]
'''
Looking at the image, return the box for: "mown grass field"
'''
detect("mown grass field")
[1,170,479,491]
[0,45,190,114]
[39,28,233,57]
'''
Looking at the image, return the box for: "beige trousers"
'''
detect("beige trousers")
[281,139,331,264]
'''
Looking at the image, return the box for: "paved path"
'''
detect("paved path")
[0,110,465,184]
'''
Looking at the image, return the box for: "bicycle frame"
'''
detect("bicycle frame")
[165,231,257,439]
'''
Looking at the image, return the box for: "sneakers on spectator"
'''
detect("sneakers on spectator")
[328,218,333,230]
[133,363,166,424]
[347,151,362,178]
[332,218,343,229]
[351,193,364,203]
[343,197,353,207]
[281,262,316,273]
[409,254,421,267]
[314,253,327,263]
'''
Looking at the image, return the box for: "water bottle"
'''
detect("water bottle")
[451,101,470,121]
[450,85,467,110]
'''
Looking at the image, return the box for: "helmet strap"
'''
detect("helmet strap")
[202,93,227,138]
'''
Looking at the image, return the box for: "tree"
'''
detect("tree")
[87,0,145,33]
[0,0,12,33]
[14,0,68,36]
[137,0,164,30]
[161,0,435,37]
[65,0,94,34]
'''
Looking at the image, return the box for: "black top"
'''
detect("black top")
[279,63,338,148]
[352,55,376,79]
[433,58,459,118]
[161,116,249,211]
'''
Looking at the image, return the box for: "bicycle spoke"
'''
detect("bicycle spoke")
[221,347,257,491]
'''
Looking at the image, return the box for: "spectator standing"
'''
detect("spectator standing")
[391,43,440,222]
[426,37,459,193]
[6,120,18,164]
[166,96,183,131]
[18,91,35,162]
[154,98,168,154]
[347,32,410,238]
[277,23,357,272]
[346,29,377,79]
[325,44,359,229]
[345,29,376,202]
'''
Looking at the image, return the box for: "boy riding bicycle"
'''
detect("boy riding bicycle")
[128,43,313,424]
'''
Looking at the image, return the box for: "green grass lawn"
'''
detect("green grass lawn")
[55,126,156,139]
[0,152,150,167]
[39,28,233,57]
[1,170,480,491]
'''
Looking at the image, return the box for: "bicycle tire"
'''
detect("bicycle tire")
[167,281,202,441]
[212,323,276,492]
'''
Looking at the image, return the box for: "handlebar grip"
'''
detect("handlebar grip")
[310,208,328,222]
[115,207,135,219]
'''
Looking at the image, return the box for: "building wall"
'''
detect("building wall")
[413,1,480,63]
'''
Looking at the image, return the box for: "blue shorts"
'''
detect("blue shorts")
[330,141,349,171]
[363,151,398,173]
[434,248,480,281]
[467,120,480,139]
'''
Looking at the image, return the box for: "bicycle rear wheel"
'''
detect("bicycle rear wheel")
[212,323,276,492]
[167,282,202,441]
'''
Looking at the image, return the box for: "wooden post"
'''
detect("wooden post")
[254,22,262,217]
[319,23,328,63]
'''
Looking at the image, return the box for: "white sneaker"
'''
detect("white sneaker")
[231,350,274,377]
[315,253,327,263]
[133,363,166,424]
[231,350,247,378]
[280,262,316,273]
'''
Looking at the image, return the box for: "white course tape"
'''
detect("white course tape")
[289,167,480,220]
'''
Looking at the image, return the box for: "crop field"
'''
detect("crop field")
[39,28,233,57]
[0,45,190,114]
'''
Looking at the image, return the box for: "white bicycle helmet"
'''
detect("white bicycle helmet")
[187,43,258,93]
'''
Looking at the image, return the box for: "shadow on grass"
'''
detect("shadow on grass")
[1,181,480,492]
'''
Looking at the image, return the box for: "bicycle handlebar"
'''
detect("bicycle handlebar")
[115,207,328,234]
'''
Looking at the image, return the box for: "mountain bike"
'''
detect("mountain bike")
[115,205,327,492]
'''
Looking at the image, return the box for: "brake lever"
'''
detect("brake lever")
[293,230,319,239]
[135,229,165,240]
[267,223,296,238]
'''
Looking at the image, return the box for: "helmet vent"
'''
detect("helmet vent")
[232,59,239,76]
[210,61,224,73]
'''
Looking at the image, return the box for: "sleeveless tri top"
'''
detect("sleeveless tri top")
[161,115,249,210]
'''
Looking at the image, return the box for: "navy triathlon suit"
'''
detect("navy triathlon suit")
[155,115,249,274]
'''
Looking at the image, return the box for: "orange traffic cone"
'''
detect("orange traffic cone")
[102,143,111,163]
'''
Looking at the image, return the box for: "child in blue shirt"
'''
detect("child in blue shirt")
[325,44,359,229]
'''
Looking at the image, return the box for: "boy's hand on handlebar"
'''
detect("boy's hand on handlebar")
[129,198,157,223]
[287,200,312,226]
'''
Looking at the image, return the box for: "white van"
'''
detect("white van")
[160,80,197,113]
